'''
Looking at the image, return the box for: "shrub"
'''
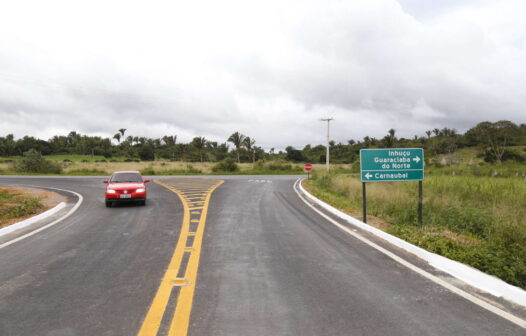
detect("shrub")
[186,164,202,174]
[212,159,239,172]
[265,162,294,171]
[67,169,107,175]
[13,149,62,174]
[253,160,302,172]
[483,148,525,163]
[141,167,156,175]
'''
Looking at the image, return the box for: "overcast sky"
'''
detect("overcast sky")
[0,0,525,149]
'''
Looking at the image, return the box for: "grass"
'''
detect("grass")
[0,159,347,175]
[0,188,44,228]
[427,162,526,178]
[304,171,526,289]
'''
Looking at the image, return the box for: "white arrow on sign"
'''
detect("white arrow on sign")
[413,156,421,163]
[365,172,373,179]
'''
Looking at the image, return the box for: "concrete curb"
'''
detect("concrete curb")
[298,179,526,308]
[0,202,66,237]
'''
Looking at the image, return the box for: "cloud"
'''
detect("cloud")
[0,0,525,149]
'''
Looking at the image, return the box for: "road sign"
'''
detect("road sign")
[304,163,313,172]
[360,148,424,182]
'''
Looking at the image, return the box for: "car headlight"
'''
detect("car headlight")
[136,188,145,193]
[106,189,116,194]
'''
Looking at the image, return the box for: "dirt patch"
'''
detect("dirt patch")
[0,186,67,229]
[344,208,392,231]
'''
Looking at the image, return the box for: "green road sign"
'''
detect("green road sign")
[360,148,424,182]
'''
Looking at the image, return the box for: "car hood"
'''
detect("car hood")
[107,183,145,190]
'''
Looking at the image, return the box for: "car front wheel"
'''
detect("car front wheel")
[105,200,112,208]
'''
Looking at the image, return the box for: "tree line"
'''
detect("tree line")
[1,120,526,164]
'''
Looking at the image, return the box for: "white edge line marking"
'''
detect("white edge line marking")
[293,178,526,329]
[0,185,84,249]
[0,202,66,236]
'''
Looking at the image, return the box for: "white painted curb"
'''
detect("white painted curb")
[298,179,526,308]
[0,202,66,237]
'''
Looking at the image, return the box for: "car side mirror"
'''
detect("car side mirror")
[103,180,108,184]
[144,179,151,183]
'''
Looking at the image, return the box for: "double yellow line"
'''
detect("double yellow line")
[138,179,223,336]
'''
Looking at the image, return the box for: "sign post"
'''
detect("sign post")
[360,148,424,225]
[304,163,313,179]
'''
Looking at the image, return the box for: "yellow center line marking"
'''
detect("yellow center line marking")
[167,180,223,336]
[137,180,191,336]
[138,179,223,336]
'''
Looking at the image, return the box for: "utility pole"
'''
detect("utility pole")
[320,118,334,171]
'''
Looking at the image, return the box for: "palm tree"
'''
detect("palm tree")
[162,135,178,160]
[425,130,432,139]
[228,131,246,163]
[243,137,256,163]
[119,128,126,136]
[171,135,177,160]
[191,136,207,162]
[113,133,121,143]
[384,129,396,148]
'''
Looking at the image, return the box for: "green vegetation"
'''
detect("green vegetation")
[2,120,526,168]
[0,188,44,227]
[304,171,526,289]
[212,159,239,172]
[67,169,108,176]
[12,149,63,174]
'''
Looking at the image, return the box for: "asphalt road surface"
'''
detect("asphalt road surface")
[0,175,524,336]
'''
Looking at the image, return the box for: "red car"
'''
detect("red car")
[104,171,150,207]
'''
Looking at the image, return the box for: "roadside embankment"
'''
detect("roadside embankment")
[0,186,66,229]
[303,171,526,290]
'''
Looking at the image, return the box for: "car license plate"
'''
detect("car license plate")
[120,194,132,199]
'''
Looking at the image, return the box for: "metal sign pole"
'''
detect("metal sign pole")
[418,181,423,226]
[362,182,367,223]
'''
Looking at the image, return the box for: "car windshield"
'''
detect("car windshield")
[110,173,142,183]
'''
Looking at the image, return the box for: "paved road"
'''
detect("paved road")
[0,175,524,336]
